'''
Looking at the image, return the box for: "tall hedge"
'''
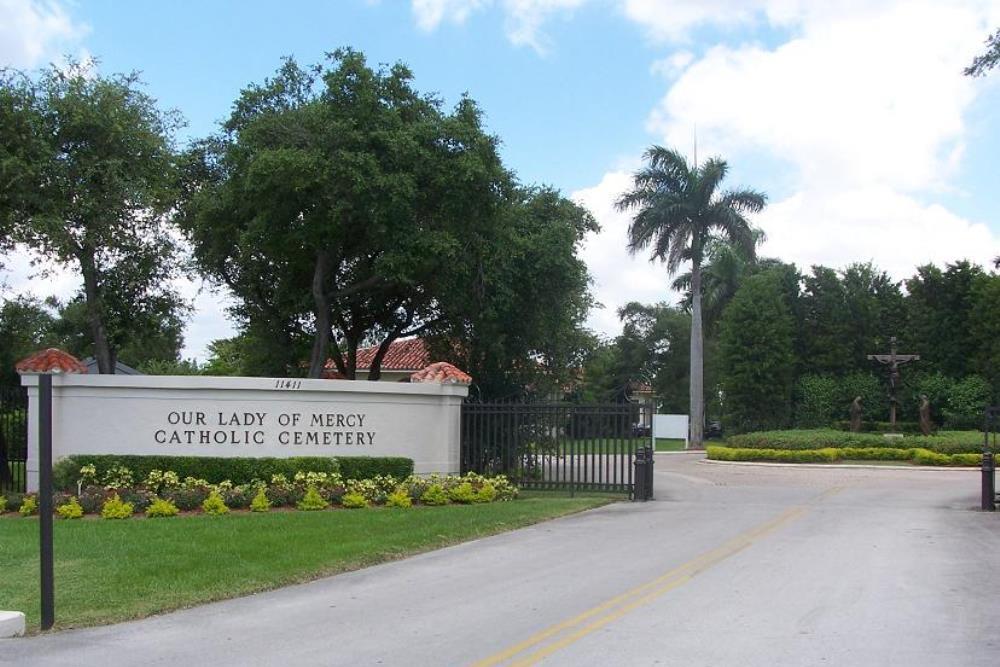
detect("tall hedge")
[719,271,796,433]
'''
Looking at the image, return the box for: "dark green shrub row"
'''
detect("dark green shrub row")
[707,445,982,466]
[831,421,924,434]
[725,429,989,454]
[336,457,413,481]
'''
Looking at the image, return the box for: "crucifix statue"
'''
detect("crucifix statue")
[867,336,920,428]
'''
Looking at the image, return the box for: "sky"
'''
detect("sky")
[2,0,1000,360]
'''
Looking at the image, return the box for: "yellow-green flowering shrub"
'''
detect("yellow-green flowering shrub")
[102,465,134,490]
[101,494,134,519]
[146,497,180,518]
[474,482,497,503]
[145,469,181,494]
[249,488,271,512]
[79,464,98,487]
[345,478,381,503]
[0,496,7,514]
[201,490,229,515]
[296,485,329,511]
[385,488,412,508]
[341,491,368,508]
[420,484,449,506]
[448,482,477,504]
[56,496,84,519]
[490,475,518,501]
[19,495,38,516]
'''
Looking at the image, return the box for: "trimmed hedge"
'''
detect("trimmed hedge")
[832,421,924,435]
[336,457,413,481]
[52,455,412,491]
[725,429,988,454]
[707,445,982,466]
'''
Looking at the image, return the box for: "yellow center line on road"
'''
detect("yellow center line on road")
[471,487,843,667]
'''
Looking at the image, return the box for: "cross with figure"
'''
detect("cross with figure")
[867,336,920,429]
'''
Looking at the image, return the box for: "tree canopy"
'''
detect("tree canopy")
[0,61,186,373]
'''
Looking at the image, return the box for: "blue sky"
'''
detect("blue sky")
[2,0,1000,360]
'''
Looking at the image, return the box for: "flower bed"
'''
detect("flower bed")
[0,464,518,519]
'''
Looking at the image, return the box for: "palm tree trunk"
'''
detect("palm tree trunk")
[689,259,705,449]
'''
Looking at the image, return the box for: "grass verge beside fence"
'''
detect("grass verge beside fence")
[0,492,616,632]
[707,445,982,466]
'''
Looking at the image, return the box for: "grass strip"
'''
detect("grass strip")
[0,493,616,632]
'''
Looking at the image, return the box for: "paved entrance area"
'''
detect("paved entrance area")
[4,454,999,666]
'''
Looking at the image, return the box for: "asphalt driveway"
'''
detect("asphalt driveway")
[3,454,998,666]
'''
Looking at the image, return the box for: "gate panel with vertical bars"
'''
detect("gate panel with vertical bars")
[1,384,28,494]
[460,400,654,498]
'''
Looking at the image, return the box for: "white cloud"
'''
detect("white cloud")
[411,0,489,31]
[573,171,678,338]
[410,0,584,53]
[576,0,1000,340]
[0,0,88,68]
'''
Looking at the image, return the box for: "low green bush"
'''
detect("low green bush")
[725,429,988,454]
[249,488,271,512]
[707,445,982,466]
[0,495,6,514]
[101,494,134,519]
[447,482,478,504]
[832,421,923,434]
[296,486,329,511]
[164,486,210,512]
[56,496,84,519]
[201,490,229,515]
[146,498,180,518]
[341,491,368,509]
[18,495,37,516]
[385,488,412,508]
[474,482,497,504]
[420,484,449,506]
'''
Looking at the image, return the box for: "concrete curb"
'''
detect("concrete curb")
[698,458,979,472]
[0,611,25,638]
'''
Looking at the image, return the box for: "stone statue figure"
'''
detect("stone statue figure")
[919,394,934,436]
[850,396,863,432]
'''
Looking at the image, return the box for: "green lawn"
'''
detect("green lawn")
[551,437,690,454]
[0,493,615,632]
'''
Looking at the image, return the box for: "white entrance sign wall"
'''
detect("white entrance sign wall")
[652,414,689,446]
[20,375,468,492]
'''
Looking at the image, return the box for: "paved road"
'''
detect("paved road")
[4,454,999,666]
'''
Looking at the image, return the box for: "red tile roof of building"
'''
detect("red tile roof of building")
[409,362,472,385]
[15,348,87,375]
[324,338,430,372]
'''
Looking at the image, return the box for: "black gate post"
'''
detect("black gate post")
[983,451,996,512]
[38,373,55,630]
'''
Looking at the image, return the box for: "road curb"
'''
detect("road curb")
[697,458,979,472]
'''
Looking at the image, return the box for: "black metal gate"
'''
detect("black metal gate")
[460,400,655,499]
[1,384,28,494]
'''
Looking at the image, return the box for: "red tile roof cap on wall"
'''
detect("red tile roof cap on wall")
[15,348,87,375]
[409,362,472,385]
[323,338,430,373]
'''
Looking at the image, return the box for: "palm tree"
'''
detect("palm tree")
[671,228,766,331]
[616,146,766,448]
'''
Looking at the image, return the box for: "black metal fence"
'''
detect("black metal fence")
[460,400,655,499]
[1,384,28,494]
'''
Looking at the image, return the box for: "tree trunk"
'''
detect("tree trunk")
[689,259,705,449]
[307,253,331,379]
[79,247,115,374]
